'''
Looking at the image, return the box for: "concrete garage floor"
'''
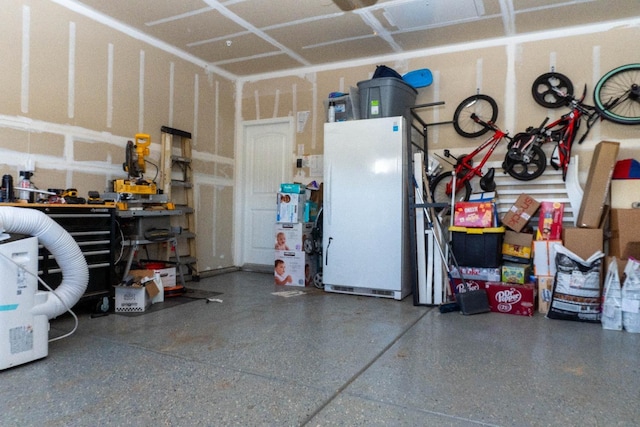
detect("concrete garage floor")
[2,270,638,426]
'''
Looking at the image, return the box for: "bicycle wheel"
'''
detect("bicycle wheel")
[531,72,573,108]
[503,143,547,181]
[593,63,640,125]
[429,171,472,209]
[453,94,498,138]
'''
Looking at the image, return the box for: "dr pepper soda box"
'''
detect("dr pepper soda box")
[484,282,536,316]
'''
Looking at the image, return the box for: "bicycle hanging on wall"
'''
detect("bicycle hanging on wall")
[507,63,640,181]
[429,93,546,207]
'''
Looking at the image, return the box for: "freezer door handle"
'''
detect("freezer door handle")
[325,237,332,266]
[325,164,331,225]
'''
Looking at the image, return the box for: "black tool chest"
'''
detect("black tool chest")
[30,205,116,308]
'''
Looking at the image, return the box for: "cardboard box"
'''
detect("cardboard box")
[305,254,319,287]
[276,192,306,223]
[484,282,536,316]
[502,193,540,232]
[533,240,562,276]
[275,222,314,252]
[449,226,505,268]
[576,141,620,228]
[537,276,555,314]
[502,262,531,284]
[304,200,319,222]
[131,269,165,303]
[536,201,564,240]
[275,250,317,287]
[114,271,160,313]
[453,202,494,228]
[126,270,163,293]
[449,267,501,296]
[562,227,603,261]
[609,209,640,259]
[147,266,176,288]
[280,183,306,194]
[502,230,533,262]
[115,286,152,312]
[611,179,640,209]
[449,277,487,298]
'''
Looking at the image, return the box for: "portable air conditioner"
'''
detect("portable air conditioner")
[0,233,48,370]
[0,207,89,370]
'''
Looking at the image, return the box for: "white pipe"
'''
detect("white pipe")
[0,207,88,319]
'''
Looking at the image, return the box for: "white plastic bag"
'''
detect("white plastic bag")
[622,261,640,333]
[601,258,622,331]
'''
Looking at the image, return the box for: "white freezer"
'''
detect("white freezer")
[322,116,412,300]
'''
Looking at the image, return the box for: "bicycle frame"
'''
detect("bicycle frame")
[446,115,509,195]
[510,87,599,179]
[547,109,582,176]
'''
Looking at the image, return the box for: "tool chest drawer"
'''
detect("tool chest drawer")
[29,205,116,303]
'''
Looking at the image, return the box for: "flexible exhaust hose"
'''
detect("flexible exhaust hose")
[0,207,89,319]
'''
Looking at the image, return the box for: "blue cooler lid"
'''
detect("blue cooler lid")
[403,69,433,88]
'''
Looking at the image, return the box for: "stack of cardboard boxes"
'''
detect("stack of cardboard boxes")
[609,157,640,277]
[449,198,536,316]
[532,201,564,314]
[490,194,538,316]
[274,183,318,287]
[443,140,637,320]
[533,141,620,316]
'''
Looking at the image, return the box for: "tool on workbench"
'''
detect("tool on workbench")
[113,133,158,196]
[61,188,86,204]
[87,191,104,204]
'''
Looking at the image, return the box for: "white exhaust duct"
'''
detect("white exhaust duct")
[0,206,89,319]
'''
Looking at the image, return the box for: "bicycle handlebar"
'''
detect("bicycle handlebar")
[538,117,550,131]
[470,113,498,132]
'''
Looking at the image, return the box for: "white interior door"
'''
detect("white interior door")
[240,118,294,266]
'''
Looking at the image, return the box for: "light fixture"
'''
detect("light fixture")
[332,0,378,12]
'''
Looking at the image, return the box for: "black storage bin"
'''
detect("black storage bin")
[449,226,505,268]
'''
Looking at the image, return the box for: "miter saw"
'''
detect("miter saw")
[113,133,158,196]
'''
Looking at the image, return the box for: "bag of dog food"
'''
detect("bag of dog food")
[546,244,604,322]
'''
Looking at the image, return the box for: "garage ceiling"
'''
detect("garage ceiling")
[66,0,639,78]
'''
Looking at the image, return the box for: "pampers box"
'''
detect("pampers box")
[277,192,306,223]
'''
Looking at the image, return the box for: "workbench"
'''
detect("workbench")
[116,208,186,288]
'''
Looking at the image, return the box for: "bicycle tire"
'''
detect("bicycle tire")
[531,72,573,108]
[453,94,498,138]
[593,63,640,125]
[429,171,472,209]
[503,143,547,181]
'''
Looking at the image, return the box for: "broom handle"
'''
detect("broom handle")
[414,171,469,290]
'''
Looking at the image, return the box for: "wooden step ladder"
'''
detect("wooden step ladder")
[160,126,199,281]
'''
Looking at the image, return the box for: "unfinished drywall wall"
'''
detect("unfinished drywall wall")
[0,0,237,274]
[239,19,640,185]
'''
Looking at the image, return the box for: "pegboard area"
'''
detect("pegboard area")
[476,156,583,228]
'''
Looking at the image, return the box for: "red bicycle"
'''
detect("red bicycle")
[506,64,640,180]
[504,84,597,181]
[429,94,545,207]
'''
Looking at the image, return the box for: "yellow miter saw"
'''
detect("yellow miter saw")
[113,133,158,195]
